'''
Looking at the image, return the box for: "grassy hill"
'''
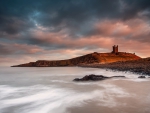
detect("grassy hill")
[11,52,141,67]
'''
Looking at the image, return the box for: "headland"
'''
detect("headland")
[11,45,140,67]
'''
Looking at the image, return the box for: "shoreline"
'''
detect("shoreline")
[79,58,150,76]
[81,66,148,76]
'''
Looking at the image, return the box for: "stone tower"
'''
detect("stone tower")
[112,45,118,53]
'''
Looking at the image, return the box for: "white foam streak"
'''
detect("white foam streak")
[0,84,132,113]
[0,67,150,113]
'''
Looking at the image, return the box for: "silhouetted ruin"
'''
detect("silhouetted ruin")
[112,45,118,53]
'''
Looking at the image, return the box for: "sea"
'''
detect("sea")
[0,67,150,113]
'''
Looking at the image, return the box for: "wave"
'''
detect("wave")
[0,83,132,113]
[0,67,150,113]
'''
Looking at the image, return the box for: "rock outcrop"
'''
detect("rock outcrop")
[138,76,146,78]
[11,52,141,67]
[73,74,125,81]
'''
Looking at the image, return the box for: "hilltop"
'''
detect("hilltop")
[11,45,141,67]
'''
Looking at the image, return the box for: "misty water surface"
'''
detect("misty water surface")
[0,67,150,113]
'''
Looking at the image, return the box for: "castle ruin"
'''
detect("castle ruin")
[112,45,118,53]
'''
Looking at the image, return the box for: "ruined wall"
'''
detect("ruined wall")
[112,45,118,53]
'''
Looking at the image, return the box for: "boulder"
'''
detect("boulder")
[138,76,146,78]
[73,74,125,81]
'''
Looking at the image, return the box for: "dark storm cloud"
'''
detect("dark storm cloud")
[0,0,150,37]
[0,0,37,35]
[121,0,150,20]
[34,0,120,26]
[29,0,150,28]
[0,16,34,36]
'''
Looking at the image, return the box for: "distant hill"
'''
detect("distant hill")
[11,52,141,67]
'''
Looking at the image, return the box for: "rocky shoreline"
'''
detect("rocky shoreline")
[73,74,148,82]
[79,58,150,76]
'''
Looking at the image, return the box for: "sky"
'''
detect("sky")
[0,0,150,66]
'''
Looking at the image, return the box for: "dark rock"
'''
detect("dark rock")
[138,76,146,78]
[73,78,81,81]
[112,76,125,78]
[73,74,125,81]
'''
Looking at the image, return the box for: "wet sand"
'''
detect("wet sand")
[69,80,150,113]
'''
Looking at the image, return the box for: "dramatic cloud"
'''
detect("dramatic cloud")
[0,0,150,66]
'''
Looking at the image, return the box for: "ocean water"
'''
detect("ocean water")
[0,67,150,113]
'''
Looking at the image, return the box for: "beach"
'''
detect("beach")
[0,67,150,113]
